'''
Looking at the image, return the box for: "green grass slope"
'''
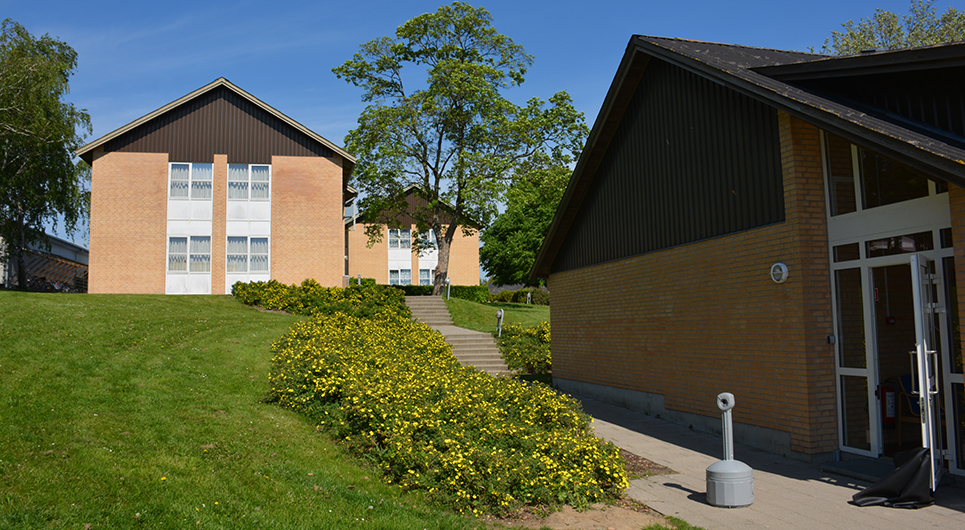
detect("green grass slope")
[0,292,482,529]
[444,296,550,335]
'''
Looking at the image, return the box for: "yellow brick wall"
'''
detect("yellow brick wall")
[548,113,837,455]
[346,222,479,285]
[270,155,345,286]
[88,150,168,294]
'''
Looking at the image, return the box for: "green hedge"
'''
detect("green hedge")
[489,288,550,306]
[264,312,626,515]
[498,322,551,375]
[391,284,434,296]
[448,284,489,303]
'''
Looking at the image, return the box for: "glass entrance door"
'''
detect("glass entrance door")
[910,255,945,490]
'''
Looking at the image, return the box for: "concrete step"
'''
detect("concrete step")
[404,296,511,376]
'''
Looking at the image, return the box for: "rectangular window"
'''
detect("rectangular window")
[170,163,213,200]
[388,228,411,249]
[388,269,412,286]
[226,236,270,273]
[250,237,269,272]
[170,164,190,198]
[865,231,934,258]
[227,164,271,200]
[228,164,249,200]
[226,236,248,272]
[860,148,929,209]
[420,269,433,286]
[168,237,187,271]
[189,236,211,272]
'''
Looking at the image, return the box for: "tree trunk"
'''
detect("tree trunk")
[432,233,452,296]
[15,205,26,291]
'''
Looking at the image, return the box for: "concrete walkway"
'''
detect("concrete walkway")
[577,395,965,529]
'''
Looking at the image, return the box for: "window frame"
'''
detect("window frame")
[225,236,270,273]
[227,163,271,201]
[169,162,213,201]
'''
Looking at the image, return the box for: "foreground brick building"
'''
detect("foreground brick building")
[533,37,965,482]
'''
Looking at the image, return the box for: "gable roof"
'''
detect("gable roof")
[531,36,965,278]
[76,77,355,174]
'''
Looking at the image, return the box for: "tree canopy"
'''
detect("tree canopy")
[820,0,965,55]
[0,19,90,289]
[334,2,586,293]
[479,154,573,286]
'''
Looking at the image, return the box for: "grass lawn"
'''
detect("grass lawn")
[0,291,484,529]
[444,297,549,335]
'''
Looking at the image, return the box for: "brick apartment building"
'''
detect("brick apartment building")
[78,78,479,295]
[532,36,965,482]
[345,185,480,286]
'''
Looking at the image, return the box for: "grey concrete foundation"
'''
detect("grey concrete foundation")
[556,378,831,463]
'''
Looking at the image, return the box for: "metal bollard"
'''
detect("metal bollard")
[706,392,754,507]
[445,277,451,300]
[496,309,504,337]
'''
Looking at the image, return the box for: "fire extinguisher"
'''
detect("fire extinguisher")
[880,385,896,425]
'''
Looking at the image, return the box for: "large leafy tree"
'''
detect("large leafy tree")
[334,2,586,294]
[479,154,573,286]
[821,0,965,55]
[0,19,91,289]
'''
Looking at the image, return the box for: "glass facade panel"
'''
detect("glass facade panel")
[833,243,860,263]
[953,384,965,471]
[835,268,866,368]
[842,375,871,450]
[170,164,190,198]
[866,231,933,258]
[825,133,856,216]
[860,148,929,209]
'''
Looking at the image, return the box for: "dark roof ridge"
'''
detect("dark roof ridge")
[634,35,825,58]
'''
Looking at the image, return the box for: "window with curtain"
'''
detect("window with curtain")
[170,163,213,200]
[228,164,249,200]
[389,270,400,285]
[170,164,189,198]
[189,236,211,272]
[251,165,270,200]
[250,237,269,271]
[388,229,412,250]
[168,237,188,271]
[191,163,212,199]
[226,236,248,272]
[420,269,433,286]
[227,164,271,200]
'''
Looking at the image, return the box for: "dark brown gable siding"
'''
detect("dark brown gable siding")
[551,59,784,273]
[104,86,334,164]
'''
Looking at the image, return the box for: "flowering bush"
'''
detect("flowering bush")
[263,312,626,515]
[232,279,409,319]
[498,322,551,375]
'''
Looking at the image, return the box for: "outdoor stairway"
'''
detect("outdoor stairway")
[405,295,454,326]
[405,296,511,376]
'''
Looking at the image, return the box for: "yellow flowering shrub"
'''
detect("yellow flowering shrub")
[232,279,409,318]
[264,311,628,515]
[498,321,551,375]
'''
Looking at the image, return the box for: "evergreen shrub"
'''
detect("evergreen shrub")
[498,322,551,375]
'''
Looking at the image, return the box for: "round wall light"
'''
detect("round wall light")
[770,263,789,284]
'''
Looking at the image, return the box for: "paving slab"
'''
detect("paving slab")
[576,395,965,529]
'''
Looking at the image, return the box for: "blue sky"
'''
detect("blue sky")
[5,0,950,246]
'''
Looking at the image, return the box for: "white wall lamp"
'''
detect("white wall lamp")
[770,263,789,284]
